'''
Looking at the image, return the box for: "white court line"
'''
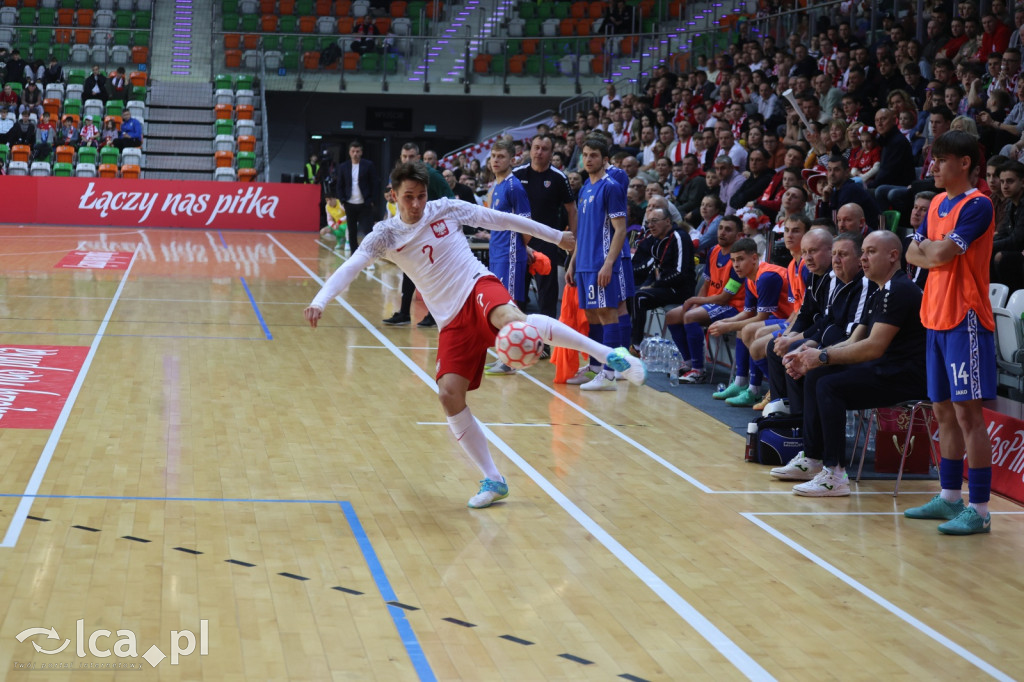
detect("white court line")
[742,513,1015,681]
[270,233,776,682]
[709,490,936,495]
[315,239,396,289]
[351,345,437,350]
[417,421,552,427]
[750,510,1024,516]
[2,248,141,548]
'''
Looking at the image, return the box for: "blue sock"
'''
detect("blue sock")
[735,339,750,378]
[618,313,631,350]
[587,323,603,369]
[967,467,992,505]
[669,323,690,362]
[602,323,619,371]
[751,357,768,386]
[684,322,706,370]
[939,457,964,492]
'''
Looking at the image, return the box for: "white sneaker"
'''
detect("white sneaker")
[565,367,595,385]
[580,372,617,391]
[769,451,823,480]
[792,467,851,497]
[605,347,646,386]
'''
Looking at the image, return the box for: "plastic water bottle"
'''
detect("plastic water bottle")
[668,348,681,386]
[845,412,856,439]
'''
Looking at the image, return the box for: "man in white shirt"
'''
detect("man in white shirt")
[0,107,13,138]
[664,119,696,163]
[715,155,746,215]
[716,127,748,171]
[304,162,645,509]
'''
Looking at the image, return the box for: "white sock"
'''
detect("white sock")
[940,489,962,503]
[833,465,846,478]
[526,314,609,364]
[734,377,749,387]
[446,407,502,481]
[970,502,989,516]
[748,384,763,396]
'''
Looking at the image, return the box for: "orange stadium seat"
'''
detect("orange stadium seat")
[56,146,75,164]
[75,29,91,44]
[215,104,234,119]
[576,18,591,35]
[668,0,684,18]
[522,39,538,55]
[129,71,147,86]
[57,8,74,25]
[374,17,390,33]
[302,51,320,69]
[132,46,149,63]
[298,15,316,31]
[103,114,122,128]
[342,51,359,70]
[215,151,234,168]
[620,35,635,56]
[260,0,275,13]
[337,16,353,32]
[588,36,603,54]
[570,1,587,18]
[559,18,575,35]
[224,33,241,49]
[237,135,256,152]
[588,1,603,18]
[473,54,491,73]
[236,104,254,120]
[424,1,441,18]
[509,54,526,74]
[225,50,242,68]
[390,0,407,17]
[261,15,277,31]
[77,8,93,25]
[315,0,332,15]
[11,145,31,163]
[238,168,258,181]
[43,98,61,118]
[120,164,140,179]
[98,163,119,178]
[243,34,260,49]
[279,0,296,14]
[55,29,72,44]
[334,0,351,15]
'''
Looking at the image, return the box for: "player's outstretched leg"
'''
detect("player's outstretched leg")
[525,314,646,386]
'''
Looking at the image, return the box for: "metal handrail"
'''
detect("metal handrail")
[258,53,270,182]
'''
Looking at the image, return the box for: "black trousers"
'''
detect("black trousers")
[626,286,685,347]
[802,364,926,468]
[766,337,810,412]
[528,238,562,318]
[343,202,373,253]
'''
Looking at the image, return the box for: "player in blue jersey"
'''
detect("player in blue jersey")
[486,139,533,375]
[566,136,633,391]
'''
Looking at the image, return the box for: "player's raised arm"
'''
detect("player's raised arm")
[304,247,377,328]
[454,200,570,248]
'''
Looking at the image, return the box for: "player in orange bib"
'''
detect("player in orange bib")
[904,131,997,536]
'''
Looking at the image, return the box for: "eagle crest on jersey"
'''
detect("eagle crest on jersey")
[430,220,449,238]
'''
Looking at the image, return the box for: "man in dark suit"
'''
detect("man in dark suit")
[83,64,107,104]
[335,140,379,254]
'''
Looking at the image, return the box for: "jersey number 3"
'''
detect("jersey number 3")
[422,245,434,264]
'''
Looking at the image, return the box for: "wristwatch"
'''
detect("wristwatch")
[818,349,829,365]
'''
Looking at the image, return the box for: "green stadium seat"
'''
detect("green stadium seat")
[518,2,535,19]
[100,146,120,166]
[282,52,299,69]
[19,8,37,25]
[79,0,97,8]
[384,52,398,73]
[62,99,82,116]
[112,31,130,46]
[105,100,123,117]
[295,0,314,14]
[525,54,540,75]
[236,151,256,169]
[68,68,88,85]
[236,74,254,90]
[490,55,506,73]
[215,119,234,136]
[281,34,298,51]
[263,36,280,50]
[553,2,570,18]
[360,53,379,71]
[130,86,146,101]
[115,11,132,28]
[537,3,552,19]
[240,14,258,31]
[60,0,76,7]
[0,145,9,166]
[133,32,149,47]
[222,13,239,30]
[53,162,74,177]
[77,146,98,165]
[524,18,541,36]
[135,11,151,28]
[38,8,56,25]
[223,0,239,12]
[215,74,234,90]
[51,44,70,62]
[278,15,297,32]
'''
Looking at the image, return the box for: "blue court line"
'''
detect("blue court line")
[2,492,436,680]
[340,501,437,682]
[239,277,273,340]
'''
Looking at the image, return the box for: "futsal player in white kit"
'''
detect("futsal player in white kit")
[304,162,646,508]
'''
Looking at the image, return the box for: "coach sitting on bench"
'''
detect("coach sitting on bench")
[627,205,694,349]
[774,230,928,497]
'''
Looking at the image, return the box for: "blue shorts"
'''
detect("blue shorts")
[702,304,740,322]
[620,256,635,297]
[766,319,788,337]
[926,311,997,403]
[489,258,527,302]
[576,269,629,310]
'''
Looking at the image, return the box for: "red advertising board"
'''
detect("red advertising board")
[0,176,320,231]
[982,408,1024,506]
[0,346,89,429]
[55,251,134,270]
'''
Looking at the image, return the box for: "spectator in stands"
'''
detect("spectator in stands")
[691,193,724,256]
[107,66,129,103]
[0,47,9,83]
[781,230,927,496]
[423,150,439,168]
[716,127,748,170]
[0,107,13,143]
[84,64,107,104]
[444,168,476,204]
[5,49,25,86]
[19,80,42,120]
[56,116,79,148]
[33,111,56,161]
[336,140,379,256]
[715,155,745,216]
[79,115,99,148]
[114,109,142,150]
[0,84,18,112]
[100,119,118,147]
[822,156,881,232]
[626,205,694,350]
[872,108,917,206]
[729,148,775,212]
[992,160,1024,289]
[351,16,381,56]
[42,57,62,87]
[7,110,35,151]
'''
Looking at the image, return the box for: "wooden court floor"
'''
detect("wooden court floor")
[0,224,1022,681]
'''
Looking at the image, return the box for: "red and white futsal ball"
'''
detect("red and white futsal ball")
[495,321,544,370]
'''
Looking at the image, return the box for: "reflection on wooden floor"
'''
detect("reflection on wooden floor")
[0,224,1021,681]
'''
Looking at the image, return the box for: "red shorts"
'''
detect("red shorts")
[436,275,515,391]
